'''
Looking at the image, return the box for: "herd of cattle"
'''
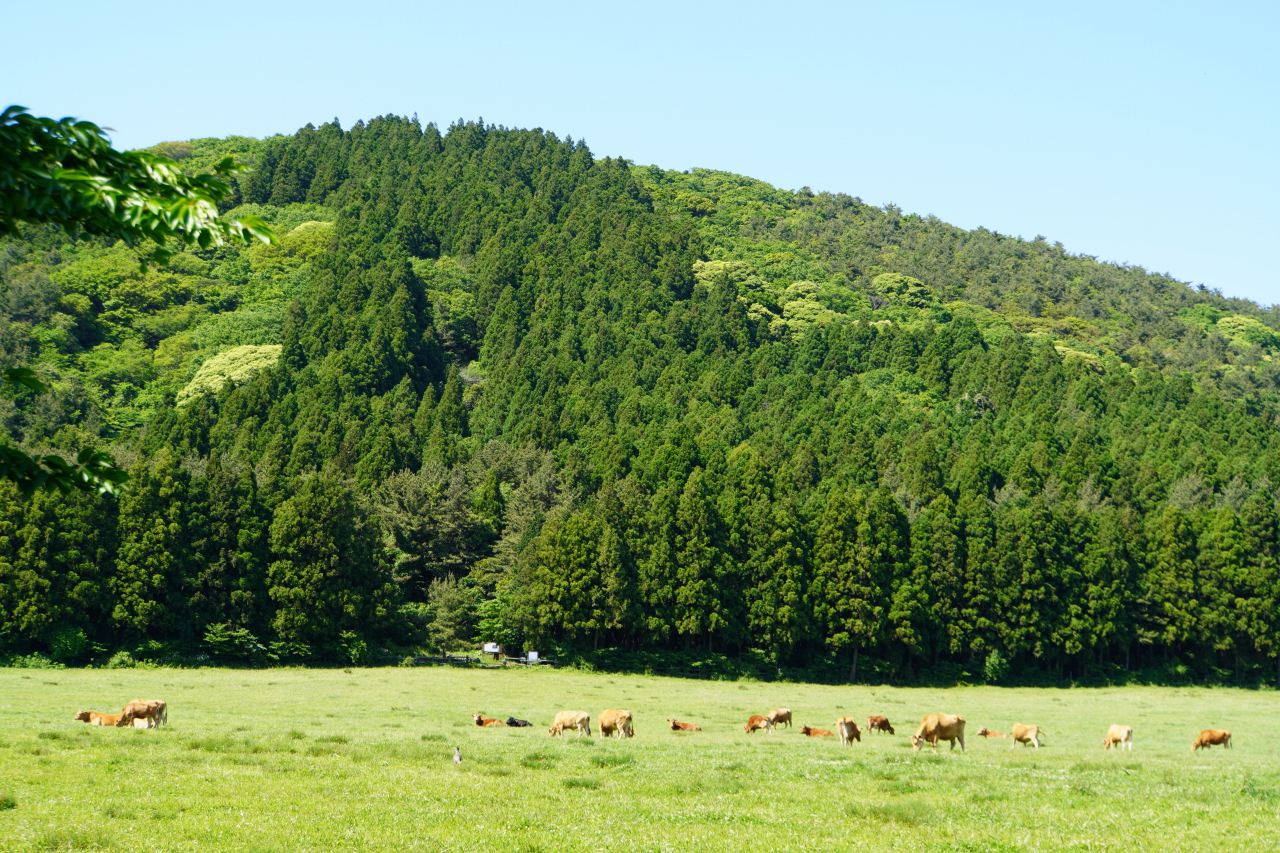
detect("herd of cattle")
[476,708,1234,753]
[73,699,168,729]
[69,698,1233,754]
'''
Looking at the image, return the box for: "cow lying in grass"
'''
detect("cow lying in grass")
[473,713,505,727]
[74,711,121,726]
[668,719,701,732]
[976,727,1008,739]
[800,725,834,737]
[505,717,532,727]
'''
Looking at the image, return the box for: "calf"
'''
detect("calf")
[1103,724,1133,751]
[766,708,792,732]
[744,714,771,734]
[668,719,702,732]
[473,713,506,727]
[1192,729,1231,751]
[800,725,834,737]
[1010,724,1043,748]
[505,717,533,728]
[836,717,860,745]
[976,727,1008,739]
[866,715,894,735]
[549,710,591,738]
[74,711,121,726]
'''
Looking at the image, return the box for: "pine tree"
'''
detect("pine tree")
[267,473,396,658]
[673,468,721,647]
[111,451,190,640]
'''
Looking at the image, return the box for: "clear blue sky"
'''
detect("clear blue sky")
[7,0,1277,306]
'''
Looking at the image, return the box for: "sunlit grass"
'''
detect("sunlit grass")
[0,667,1276,851]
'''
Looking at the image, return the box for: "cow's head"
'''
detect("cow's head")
[800,726,811,736]
[911,735,924,751]
[473,713,484,726]
[74,710,91,722]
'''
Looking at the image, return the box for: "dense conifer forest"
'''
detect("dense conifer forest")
[2,115,1279,683]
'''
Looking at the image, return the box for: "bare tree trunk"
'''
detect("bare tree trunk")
[849,647,859,683]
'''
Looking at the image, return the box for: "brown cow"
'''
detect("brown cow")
[766,708,792,732]
[744,714,771,734]
[911,713,966,754]
[1103,724,1133,751]
[836,717,861,745]
[976,727,1008,739]
[668,719,702,732]
[866,715,894,735]
[73,711,121,726]
[598,709,634,739]
[1010,724,1044,748]
[473,713,506,727]
[118,699,166,728]
[800,726,834,737]
[548,710,591,737]
[1192,729,1232,751]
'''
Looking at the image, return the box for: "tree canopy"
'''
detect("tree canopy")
[1,114,1278,682]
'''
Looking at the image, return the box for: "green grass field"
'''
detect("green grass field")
[1,667,1277,852]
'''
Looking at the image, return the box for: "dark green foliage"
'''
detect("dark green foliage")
[1,115,1278,679]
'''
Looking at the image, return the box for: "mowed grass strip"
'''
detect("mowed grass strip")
[0,668,1277,851]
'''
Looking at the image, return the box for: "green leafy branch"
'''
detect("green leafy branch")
[0,105,275,269]
[0,368,128,498]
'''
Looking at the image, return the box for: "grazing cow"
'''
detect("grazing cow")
[548,710,591,738]
[118,699,166,728]
[744,714,771,734]
[505,717,533,728]
[668,719,702,732]
[766,708,792,732]
[1192,729,1232,751]
[473,713,506,727]
[800,725,835,737]
[1010,724,1044,748]
[1103,724,1133,751]
[836,718,861,745]
[598,709,634,739]
[911,713,966,754]
[866,715,894,735]
[976,727,1008,739]
[74,711,121,726]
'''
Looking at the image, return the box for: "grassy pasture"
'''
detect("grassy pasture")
[0,668,1277,852]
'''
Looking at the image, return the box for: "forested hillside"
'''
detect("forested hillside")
[2,115,1278,684]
